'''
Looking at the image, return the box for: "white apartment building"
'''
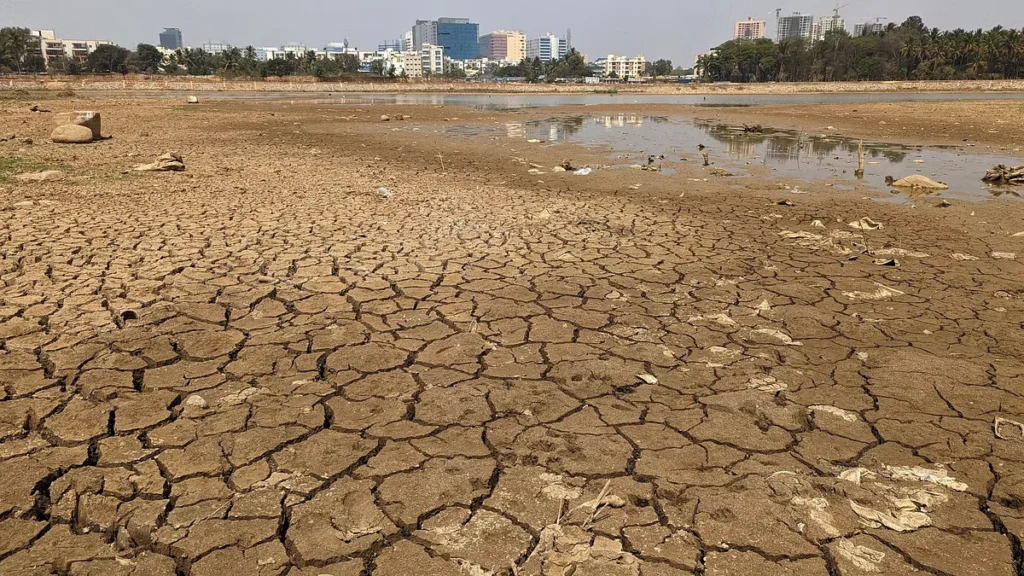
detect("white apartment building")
[30,30,111,64]
[526,34,568,62]
[815,14,846,40]
[599,55,647,78]
[421,44,446,76]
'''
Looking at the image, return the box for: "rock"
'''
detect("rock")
[133,152,185,172]
[50,124,94,144]
[184,395,208,409]
[890,175,949,190]
[54,111,101,139]
[14,170,64,182]
[187,96,199,104]
[381,115,391,122]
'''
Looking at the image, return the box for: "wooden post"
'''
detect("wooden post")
[855,140,865,179]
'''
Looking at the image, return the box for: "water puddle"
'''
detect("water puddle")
[445,114,1023,201]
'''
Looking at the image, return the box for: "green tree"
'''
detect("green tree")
[650,59,673,76]
[134,43,163,73]
[0,27,34,73]
[86,44,130,73]
[48,55,82,75]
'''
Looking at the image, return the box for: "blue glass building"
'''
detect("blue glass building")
[436,18,480,60]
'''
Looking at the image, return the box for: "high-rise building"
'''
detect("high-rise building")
[436,18,479,60]
[854,21,886,36]
[526,34,568,62]
[412,18,479,60]
[777,13,813,41]
[479,30,526,62]
[734,18,766,40]
[412,20,438,51]
[815,15,846,41]
[159,28,183,50]
[403,31,414,52]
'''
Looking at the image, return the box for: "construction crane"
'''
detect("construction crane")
[833,1,854,18]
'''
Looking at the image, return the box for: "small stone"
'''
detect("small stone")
[187,96,200,104]
[381,115,391,122]
[51,124,94,144]
[184,395,209,409]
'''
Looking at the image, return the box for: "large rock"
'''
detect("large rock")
[54,111,101,139]
[50,124,94,144]
[14,170,64,182]
[890,175,949,190]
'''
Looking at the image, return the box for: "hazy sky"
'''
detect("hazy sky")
[4,0,1022,64]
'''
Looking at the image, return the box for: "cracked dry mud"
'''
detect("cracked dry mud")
[2,96,1024,576]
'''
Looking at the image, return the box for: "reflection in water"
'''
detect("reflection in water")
[445,114,1021,202]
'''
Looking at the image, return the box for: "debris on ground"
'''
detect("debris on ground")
[552,166,566,172]
[574,168,593,176]
[560,160,577,171]
[991,252,1017,260]
[376,187,392,198]
[842,282,906,300]
[982,164,1024,185]
[950,253,979,261]
[742,124,764,133]
[873,258,900,267]
[849,217,883,230]
[874,248,930,258]
[995,417,1024,440]
[29,104,52,113]
[938,199,952,207]
[14,170,65,182]
[527,139,541,143]
[888,175,949,190]
[50,124,95,144]
[187,95,199,104]
[636,374,658,385]
[133,152,185,172]
[381,115,391,121]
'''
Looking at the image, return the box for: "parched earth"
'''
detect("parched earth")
[2,96,1024,575]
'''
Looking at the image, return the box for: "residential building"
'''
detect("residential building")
[436,18,479,60]
[412,20,438,50]
[598,55,647,79]
[526,34,568,62]
[777,13,813,41]
[29,30,111,64]
[421,44,446,76]
[815,14,846,41]
[402,50,423,77]
[854,21,886,36]
[734,18,766,40]
[159,28,183,50]
[403,31,414,52]
[479,30,526,62]
[201,42,231,55]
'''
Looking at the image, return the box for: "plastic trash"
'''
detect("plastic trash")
[574,168,593,176]
[376,187,392,198]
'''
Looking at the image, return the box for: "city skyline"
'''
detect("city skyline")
[3,0,1022,64]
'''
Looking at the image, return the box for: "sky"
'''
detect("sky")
[4,0,1023,65]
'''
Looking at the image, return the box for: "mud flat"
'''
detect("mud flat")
[2,94,1024,576]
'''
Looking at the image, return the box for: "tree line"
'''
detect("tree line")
[699,17,1024,82]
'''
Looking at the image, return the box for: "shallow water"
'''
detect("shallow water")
[445,114,1023,202]
[80,90,1024,110]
